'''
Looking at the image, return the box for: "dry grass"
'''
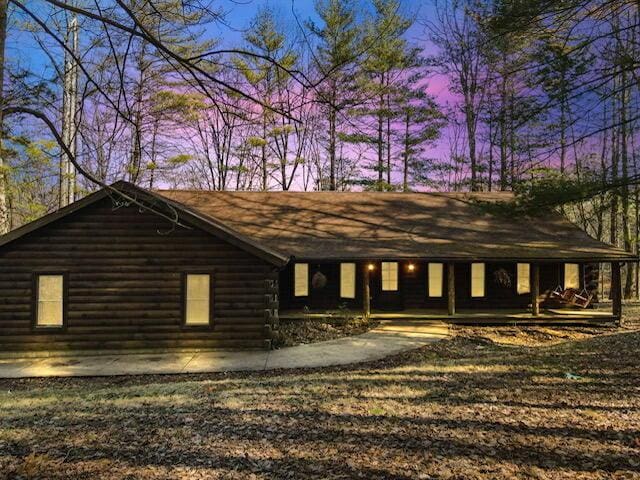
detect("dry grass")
[0,325,639,479]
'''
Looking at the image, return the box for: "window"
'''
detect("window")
[564,263,580,289]
[36,275,64,327]
[340,263,356,299]
[428,263,443,297]
[471,263,485,297]
[294,263,309,297]
[517,263,530,294]
[185,274,211,325]
[381,262,398,291]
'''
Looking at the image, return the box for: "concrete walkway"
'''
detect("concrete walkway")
[0,321,448,378]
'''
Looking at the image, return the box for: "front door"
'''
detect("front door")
[371,261,403,311]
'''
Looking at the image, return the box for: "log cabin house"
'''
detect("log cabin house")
[0,181,635,352]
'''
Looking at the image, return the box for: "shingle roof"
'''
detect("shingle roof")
[157,189,634,262]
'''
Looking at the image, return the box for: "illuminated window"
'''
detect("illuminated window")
[471,263,485,297]
[294,263,309,297]
[428,263,443,297]
[564,263,579,289]
[340,263,356,299]
[517,263,530,294]
[36,275,64,327]
[381,262,398,291]
[185,274,211,325]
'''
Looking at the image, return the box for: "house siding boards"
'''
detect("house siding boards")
[0,197,276,352]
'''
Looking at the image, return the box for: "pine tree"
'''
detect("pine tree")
[393,73,444,191]
[234,7,298,190]
[308,0,361,190]
[118,0,216,185]
[60,4,79,207]
[346,0,413,191]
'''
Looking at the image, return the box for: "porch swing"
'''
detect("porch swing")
[550,268,594,309]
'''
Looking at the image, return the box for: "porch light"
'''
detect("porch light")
[367,263,375,271]
[407,263,416,272]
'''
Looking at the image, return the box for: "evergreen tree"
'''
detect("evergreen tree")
[308,0,361,190]
[346,0,414,191]
[234,7,298,190]
[393,73,444,191]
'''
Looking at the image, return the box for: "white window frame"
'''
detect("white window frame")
[564,263,580,290]
[35,274,64,327]
[517,263,530,294]
[294,263,309,297]
[185,274,211,326]
[381,262,399,291]
[340,263,356,299]
[471,263,485,298]
[428,263,444,297]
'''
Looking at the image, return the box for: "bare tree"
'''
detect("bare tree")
[425,0,489,191]
[0,0,7,233]
[60,4,79,207]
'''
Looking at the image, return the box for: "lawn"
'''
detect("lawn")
[0,325,639,479]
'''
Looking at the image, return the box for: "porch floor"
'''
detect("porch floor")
[280,308,617,325]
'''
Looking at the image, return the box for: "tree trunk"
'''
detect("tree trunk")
[261,117,267,191]
[60,8,79,207]
[499,76,508,190]
[559,73,567,174]
[488,112,493,192]
[0,0,8,233]
[619,72,633,298]
[385,80,392,186]
[610,76,619,247]
[377,76,384,190]
[328,101,336,191]
[402,112,410,192]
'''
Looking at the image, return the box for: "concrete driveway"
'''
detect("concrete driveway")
[0,321,448,378]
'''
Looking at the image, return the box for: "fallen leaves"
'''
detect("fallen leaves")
[0,327,639,479]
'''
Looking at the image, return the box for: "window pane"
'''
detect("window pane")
[517,263,530,294]
[37,275,63,326]
[38,300,63,326]
[564,263,579,289]
[294,263,309,297]
[186,274,210,325]
[340,263,356,299]
[381,262,398,291]
[428,263,443,297]
[471,263,485,297]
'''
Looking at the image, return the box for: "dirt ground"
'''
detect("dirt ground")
[1,322,639,479]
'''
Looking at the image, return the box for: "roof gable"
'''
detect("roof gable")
[0,182,289,267]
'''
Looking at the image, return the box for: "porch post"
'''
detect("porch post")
[531,263,540,316]
[611,261,622,323]
[363,263,371,319]
[447,262,455,316]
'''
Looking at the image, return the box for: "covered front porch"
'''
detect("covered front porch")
[278,259,625,324]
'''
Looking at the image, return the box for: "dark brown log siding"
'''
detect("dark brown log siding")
[0,198,277,351]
